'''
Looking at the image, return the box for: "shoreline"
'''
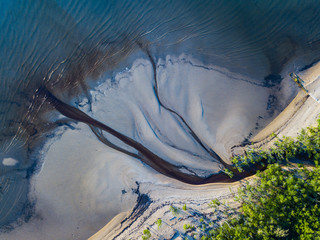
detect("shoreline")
[90,180,248,240]
[1,55,319,240]
[90,60,320,240]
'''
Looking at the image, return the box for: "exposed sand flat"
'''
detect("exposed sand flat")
[1,55,319,240]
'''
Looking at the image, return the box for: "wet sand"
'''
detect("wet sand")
[1,55,319,240]
[90,60,320,240]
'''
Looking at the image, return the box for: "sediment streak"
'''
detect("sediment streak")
[41,86,253,184]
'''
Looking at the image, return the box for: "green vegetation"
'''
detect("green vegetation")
[156,218,162,229]
[231,117,320,173]
[183,223,195,231]
[208,199,221,208]
[169,205,180,216]
[141,228,151,240]
[183,204,187,211]
[209,163,320,239]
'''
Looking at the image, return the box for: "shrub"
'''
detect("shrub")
[212,163,320,239]
[156,218,162,229]
[232,117,320,171]
[169,205,180,216]
[183,223,195,231]
[141,228,151,240]
[182,204,187,211]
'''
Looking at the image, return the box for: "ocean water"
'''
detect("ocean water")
[1,0,320,239]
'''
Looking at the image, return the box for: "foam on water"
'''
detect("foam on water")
[2,158,18,167]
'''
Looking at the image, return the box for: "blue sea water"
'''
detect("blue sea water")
[1,0,320,236]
